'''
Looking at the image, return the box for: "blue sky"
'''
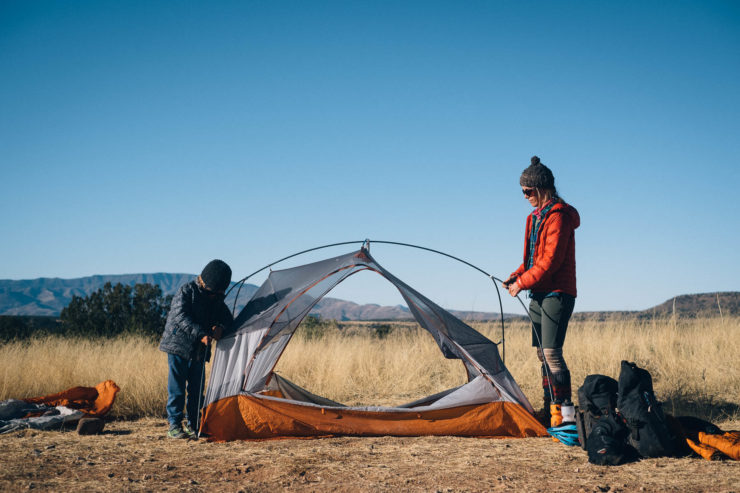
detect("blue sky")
[1,1,738,313]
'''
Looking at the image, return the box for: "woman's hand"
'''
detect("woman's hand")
[507,280,522,297]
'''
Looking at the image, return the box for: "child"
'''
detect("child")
[159,259,234,439]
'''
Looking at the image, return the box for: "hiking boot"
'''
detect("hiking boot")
[534,407,551,427]
[167,425,188,439]
[182,423,198,440]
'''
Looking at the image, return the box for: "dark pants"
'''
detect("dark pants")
[166,353,205,430]
[529,292,576,349]
[530,293,575,405]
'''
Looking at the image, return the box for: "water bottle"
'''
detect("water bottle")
[550,402,563,428]
[550,401,567,442]
[561,400,576,424]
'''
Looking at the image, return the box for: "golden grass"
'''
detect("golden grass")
[0,316,737,422]
[0,335,166,418]
[481,316,740,421]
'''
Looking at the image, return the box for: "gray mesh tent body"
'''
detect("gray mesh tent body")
[200,248,544,441]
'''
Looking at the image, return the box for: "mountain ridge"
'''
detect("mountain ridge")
[1,274,737,320]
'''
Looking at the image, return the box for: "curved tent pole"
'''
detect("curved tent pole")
[226,240,365,313]
[226,239,541,369]
[363,240,509,363]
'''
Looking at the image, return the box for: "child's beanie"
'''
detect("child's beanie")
[200,259,232,292]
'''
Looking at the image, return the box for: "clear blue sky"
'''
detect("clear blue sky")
[1,1,738,313]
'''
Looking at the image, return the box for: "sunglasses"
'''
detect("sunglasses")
[522,187,537,197]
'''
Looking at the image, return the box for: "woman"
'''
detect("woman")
[503,156,580,423]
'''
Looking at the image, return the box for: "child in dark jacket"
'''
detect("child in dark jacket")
[159,259,234,439]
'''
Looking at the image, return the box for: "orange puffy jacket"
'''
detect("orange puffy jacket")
[510,201,580,297]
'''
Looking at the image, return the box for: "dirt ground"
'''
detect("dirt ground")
[2,418,738,493]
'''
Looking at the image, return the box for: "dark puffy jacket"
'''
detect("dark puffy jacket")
[159,280,234,359]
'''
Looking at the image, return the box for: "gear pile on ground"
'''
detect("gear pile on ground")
[0,380,120,435]
[575,361,739,464]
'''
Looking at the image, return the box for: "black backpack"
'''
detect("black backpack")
[586,411,633,466]
[576,374,619,450]
[617,361,678,458]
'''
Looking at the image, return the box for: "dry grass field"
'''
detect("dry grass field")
[1,315,739,491]
[2,315,738,421]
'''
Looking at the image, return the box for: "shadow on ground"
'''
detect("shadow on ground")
[101,429,132,436]
[663,393,740,424]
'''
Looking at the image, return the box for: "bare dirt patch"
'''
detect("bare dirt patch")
[2,418,738,492]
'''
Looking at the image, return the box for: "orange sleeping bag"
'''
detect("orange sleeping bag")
[23,380,121,416]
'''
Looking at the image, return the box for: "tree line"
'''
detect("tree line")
[0,282,172,341]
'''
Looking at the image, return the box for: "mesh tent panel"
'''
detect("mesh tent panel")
[205,249,534,413]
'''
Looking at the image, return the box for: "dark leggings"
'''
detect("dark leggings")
[529,292,575,349]
[530,293,575,373]
[530,293,576,403]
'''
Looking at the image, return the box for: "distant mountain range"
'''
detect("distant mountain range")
[0,273,514,320]
[310,298,508,322]
[0,274,203,316]
[0,274,737,320]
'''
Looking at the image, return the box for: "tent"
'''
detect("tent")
[200,248,546,441]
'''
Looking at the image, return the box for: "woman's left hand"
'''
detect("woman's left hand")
[507,281,522,297]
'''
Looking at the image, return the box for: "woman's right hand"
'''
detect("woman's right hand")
[507,280,522,297]
[502,276,516,288]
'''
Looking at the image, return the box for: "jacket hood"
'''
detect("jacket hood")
[551,201,580,229]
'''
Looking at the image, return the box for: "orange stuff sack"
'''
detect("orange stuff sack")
[685,438,723,461]
[23,380,121,416]
[699,431,740,461]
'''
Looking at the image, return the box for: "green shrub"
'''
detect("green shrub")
[296,315,339,340]
[60,282,172,338]
[370,323,393,339]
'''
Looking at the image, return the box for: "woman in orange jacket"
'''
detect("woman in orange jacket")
[503,156,580,422]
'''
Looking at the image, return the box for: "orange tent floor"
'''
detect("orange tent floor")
[200,394,547,442]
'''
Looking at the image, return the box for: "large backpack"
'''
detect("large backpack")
[617,361,678,458]
[576,374,633,465]
[586,411,633,465]
[576,374,619,450]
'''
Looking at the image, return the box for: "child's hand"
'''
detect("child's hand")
[211,325,223,341]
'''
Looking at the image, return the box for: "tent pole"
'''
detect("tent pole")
[490,275,506,365]
[196,344,207,439]
[227,240,366,314]
[225,239,549,374]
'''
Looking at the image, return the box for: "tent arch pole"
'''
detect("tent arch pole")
[226,239,539,367]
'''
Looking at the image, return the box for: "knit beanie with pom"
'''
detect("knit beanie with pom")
[520,156,555,189]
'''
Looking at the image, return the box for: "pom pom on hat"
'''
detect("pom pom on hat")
[520,155,555,189]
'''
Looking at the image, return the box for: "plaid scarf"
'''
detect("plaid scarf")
[526,199,557,270]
